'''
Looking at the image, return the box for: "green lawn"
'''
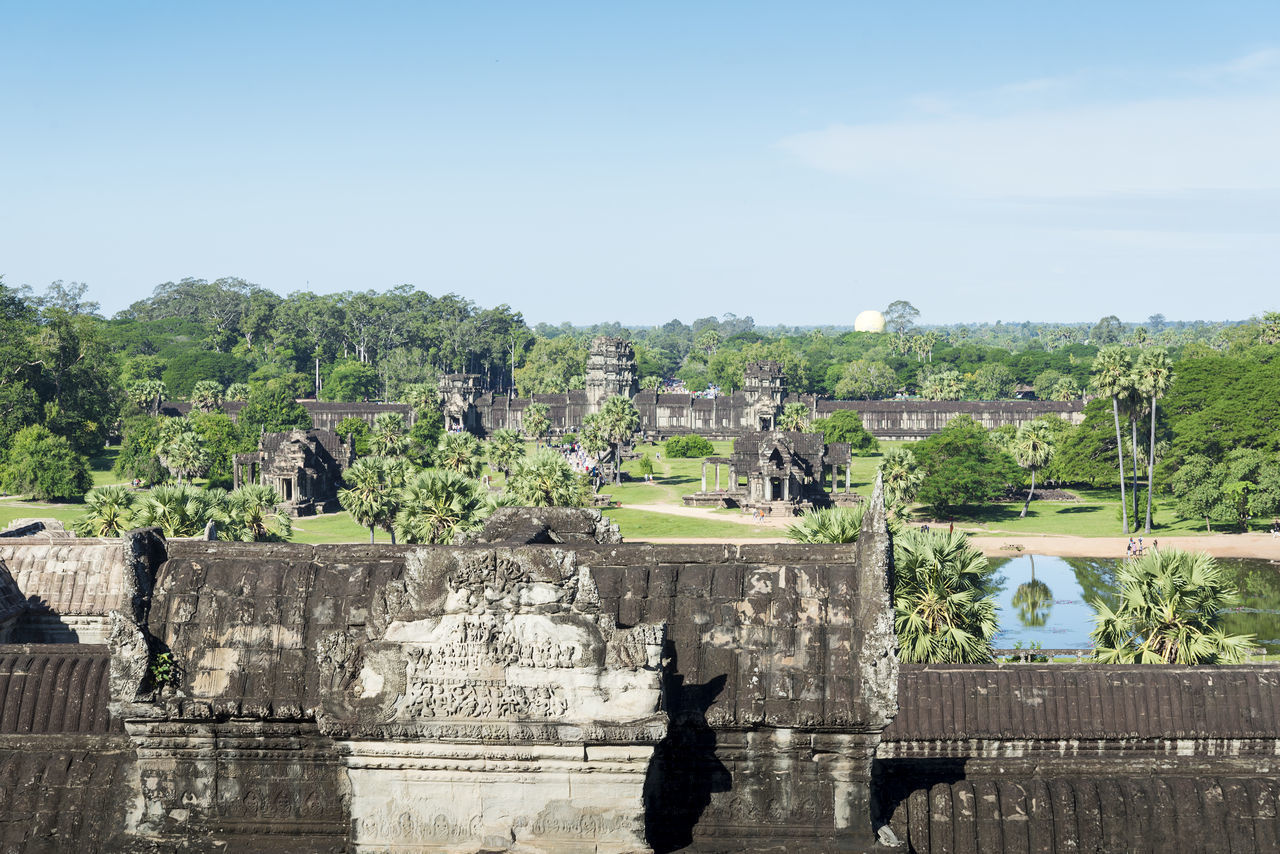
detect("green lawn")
[601,507,777,540]
[291,512,385,544]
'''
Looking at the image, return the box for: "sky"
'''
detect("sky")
[2,1,1278,326]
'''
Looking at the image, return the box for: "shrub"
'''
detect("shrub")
[664,434,715,458]
[0,425,92,500]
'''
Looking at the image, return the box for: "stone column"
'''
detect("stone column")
[714,464,721,491]
[783,475,790,502]
[846,464,852,493]
[701,461,707,493]
[729,465,736,491]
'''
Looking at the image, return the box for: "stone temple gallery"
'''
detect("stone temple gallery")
[0,487,1277,852]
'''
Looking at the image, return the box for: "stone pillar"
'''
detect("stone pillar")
[701,461,707,493]
[846,465,852,493]
[783,476,790,502]
[729,466,736,491]
[714,464,721,491]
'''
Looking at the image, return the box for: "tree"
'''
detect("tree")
[322,360,380,402]
[809,410,879,455]
[0,425,92,500]
[225,382,250,402]
[157,428,208,484]
[370,412,409,457]
[784,505,872,544]
[894,530,998,663]
[73,485,137,537]
[486,429,525,478]
[513,336,588,395]
[436,431,484,479]
[884,300,920,334]
[776,402,810,432]
[127,379,166,416]
[190,380,224,413]
[597,395,640,484]
[1091,346,1134,533]
[507,449,589,507]
[1134,348,1174,534]
[114,415,168,485]
[339,456,402,543]
[913,416,1021,515]
[336,416,373,456]
[1012,420,1055,517]
[832,359,897,400]
[1090,315,1123,345]
[407,408,444,468]
[238,379,312,434]
[1050,377,1081,401]
[663,434,715,458]
[522,402,551,445]
[970,363,1016,400]
[877,446,924,519]
[1090,549,1256,664]
[639,375,662,391]
[133,484,228,538]
[1033,369,1063,401]
[918,369,968,401]
[224,485,292,541]
[399,383,436,412]
[394,469,490,544]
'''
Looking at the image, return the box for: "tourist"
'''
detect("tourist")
[1127,539,1135,558]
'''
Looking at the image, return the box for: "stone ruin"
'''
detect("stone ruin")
[682,430,859,516]
[0,494,1278,851]
[233,427,355,516]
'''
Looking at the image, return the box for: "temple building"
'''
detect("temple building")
[232,428,354,516]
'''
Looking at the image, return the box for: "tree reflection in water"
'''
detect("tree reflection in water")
[1013,555,1053,628]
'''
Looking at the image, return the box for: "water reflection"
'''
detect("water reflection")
[991,554,1280,653]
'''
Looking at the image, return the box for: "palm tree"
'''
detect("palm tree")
[507,449,588,507]
[877,446,924,519]
[225,382,250,402]
[127,379,167,415]
[73,485,137,537]
[338,456,400,543]
[399,383,436,413]
[394,468,490,544]
[580,412,610,459]
[522,402,551,446]
[157,430,208,484]
[485,429,524,479]
[224,484,292,542]
[436,431,484,478]
[190,380,224,413]
[777,402,810,432]
[1134,348,1174,534]
[1091,346,1133,533]
[133,483,228,538]
[1012,420,1055,518]
[784,504,902,543]
[1090,549,1255,664]
[598,395,640,484]
[370,412,409,457]
[893,529,998,663]
[1012,555,1052,628]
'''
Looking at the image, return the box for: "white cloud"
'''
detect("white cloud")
[778,93,1280,198]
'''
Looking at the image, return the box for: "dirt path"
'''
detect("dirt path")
[970,533,1280,560]
[622,502,796,530]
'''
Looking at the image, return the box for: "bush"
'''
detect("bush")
[664,434,715,458]
[810,410,880,455]
[238,380,312,434]
[336,416,373,457]
[0,425,92,500]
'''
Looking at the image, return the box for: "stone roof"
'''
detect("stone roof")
[0,541,130,617]
[465,507,622,544]
[884,664,1280,742]
[0,645,119,734]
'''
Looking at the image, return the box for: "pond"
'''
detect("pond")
[989,554,1280,654]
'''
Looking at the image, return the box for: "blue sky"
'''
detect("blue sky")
[2,1,1278,325]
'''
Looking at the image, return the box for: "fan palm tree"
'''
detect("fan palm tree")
[225,382,250,402]
[1013,420,1055,518]
[1134,348,1174,534]
[190,380,224,413]
[580,412,610,458]
[598,395,640,484]
[338,456,401,543]
[1091,346,1134,533]
[435,431,484,479]
[73,485,137,537]
[521,402,551,446]
[893,529,998,663]
[399,383,436,413]
[1090,549,1255,664]
[127,379,167,415]
[485,429,525,479]
[157,430,208,484]
[877,446,924,520]
[370,412,409,457]
[784,504,902,543]
[133,483,228,538]
[394,468,490,544]
[777,403,810,432]
[507,449,589,507]
[224,484,292,542]
[1012,555,1052,628]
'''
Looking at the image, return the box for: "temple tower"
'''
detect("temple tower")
[742,360,787,431]
[437,374,485,434]
[585,336,638,411]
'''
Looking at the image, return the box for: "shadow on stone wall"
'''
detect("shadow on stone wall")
[644,641,731,852]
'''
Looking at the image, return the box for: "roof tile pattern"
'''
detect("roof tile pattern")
[0,646,118,734]
[885,664,1280,741]
[0,542,129,617]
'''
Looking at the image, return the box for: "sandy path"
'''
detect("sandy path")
[621,502,795,530]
